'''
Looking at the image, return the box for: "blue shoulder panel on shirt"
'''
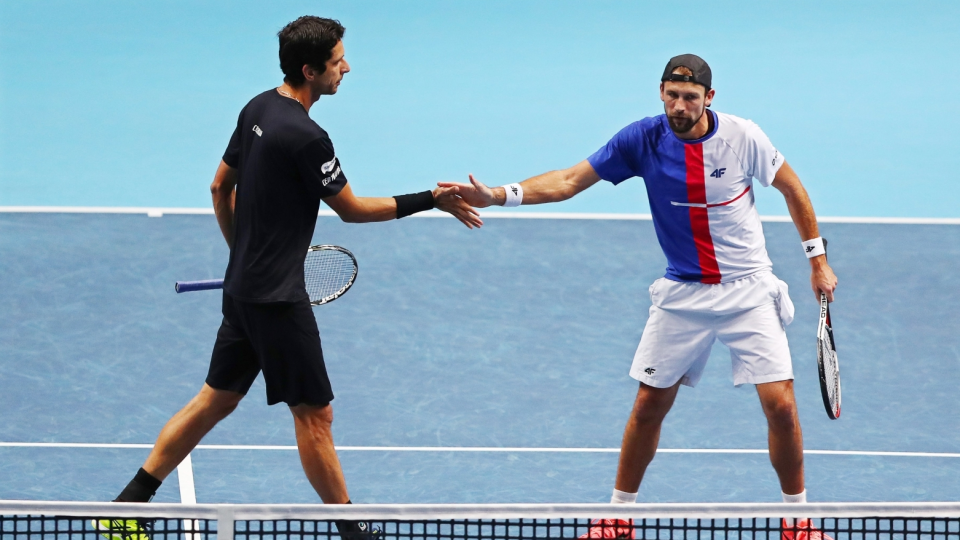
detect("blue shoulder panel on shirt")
[586,116,664,185]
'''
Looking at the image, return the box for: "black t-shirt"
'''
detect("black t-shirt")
[221,89,347,302]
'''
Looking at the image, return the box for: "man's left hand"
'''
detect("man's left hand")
[810,257,838,302]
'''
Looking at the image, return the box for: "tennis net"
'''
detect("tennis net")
[2,501,959,540]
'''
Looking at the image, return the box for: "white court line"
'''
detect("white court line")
[2,442,959,458]
[1,206,958,225]
[176,454,200,540]
[177,454,197,503]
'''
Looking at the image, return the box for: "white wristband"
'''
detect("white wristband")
[501,183,523,207]
[802,237,825,258]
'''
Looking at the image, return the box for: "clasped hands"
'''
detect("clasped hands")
[431,174,501,229]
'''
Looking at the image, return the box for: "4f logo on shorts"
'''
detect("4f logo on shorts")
[252,125,263,137]
[710,168,726,178]
[644,367,656,375]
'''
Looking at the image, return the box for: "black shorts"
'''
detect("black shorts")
[207,293,334,407]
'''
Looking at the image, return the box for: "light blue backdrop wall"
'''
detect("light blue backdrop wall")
[2,1,957,217]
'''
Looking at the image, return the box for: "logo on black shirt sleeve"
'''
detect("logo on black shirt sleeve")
[321,155,341,186]
[321,156,337,174]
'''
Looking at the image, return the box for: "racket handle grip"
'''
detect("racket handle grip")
[175,279,224,293]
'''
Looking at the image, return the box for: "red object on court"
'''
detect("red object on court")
[578,518,635,539]
[781,518,835,540]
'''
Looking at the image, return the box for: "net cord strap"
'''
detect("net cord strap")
[3,501,960,522]
[218,506,234,540]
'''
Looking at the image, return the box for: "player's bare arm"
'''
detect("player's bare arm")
[438,160,601,208]
[323,182,482,228]
[771,161,838,301]
[211,160,239,247]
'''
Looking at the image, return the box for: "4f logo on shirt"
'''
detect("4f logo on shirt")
[644,367,656,375]
[710,168,726,178]
[252,125,263,137]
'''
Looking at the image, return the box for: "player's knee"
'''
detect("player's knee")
[213,396,242,418]
[202,399,239,423]
[632,394,672,423]
[315,404,334,425]
[763,398,798,428]
[196,386,243,419]
[290,403,334,427]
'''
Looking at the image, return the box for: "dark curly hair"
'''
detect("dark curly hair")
[278,16,346,85]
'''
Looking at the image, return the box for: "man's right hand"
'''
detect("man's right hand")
[439,161,601,209]
[432,185,484,229]
[437,174,503,208]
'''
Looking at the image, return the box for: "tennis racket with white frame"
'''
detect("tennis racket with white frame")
[816,238,841,419]
[175,244,358,306]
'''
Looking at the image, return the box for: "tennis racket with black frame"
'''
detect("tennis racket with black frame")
[175,244,358,306]
[816,238,841,419]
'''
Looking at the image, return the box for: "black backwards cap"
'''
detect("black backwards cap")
[661,54,712,89]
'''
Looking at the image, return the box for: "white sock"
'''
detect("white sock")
[611,489,638,504]
[782,489,807,503]
[782,490,807,527]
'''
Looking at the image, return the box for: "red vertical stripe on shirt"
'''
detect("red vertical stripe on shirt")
[684,143,721,284]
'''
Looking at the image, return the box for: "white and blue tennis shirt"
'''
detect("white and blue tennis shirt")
[588,110,785,284]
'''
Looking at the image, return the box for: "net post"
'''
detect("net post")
[217,505,235,540]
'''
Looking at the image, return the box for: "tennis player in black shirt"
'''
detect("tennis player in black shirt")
[100,16,479,540]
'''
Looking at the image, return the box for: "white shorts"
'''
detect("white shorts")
[629,271,796,388]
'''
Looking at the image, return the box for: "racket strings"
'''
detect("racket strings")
[819,334,840,407]
[304,249,356,303]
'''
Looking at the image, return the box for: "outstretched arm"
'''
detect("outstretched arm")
[771,161,838,301]
[210,160,239,247]
[322,183,483,228]
[438,160,601,208]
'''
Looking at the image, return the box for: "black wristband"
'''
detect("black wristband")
[393,190,434,219]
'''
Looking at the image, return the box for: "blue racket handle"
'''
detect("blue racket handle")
[175,279,224,293]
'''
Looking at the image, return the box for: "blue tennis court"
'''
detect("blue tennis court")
[2,213,959,504]
[2,0,959,511]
